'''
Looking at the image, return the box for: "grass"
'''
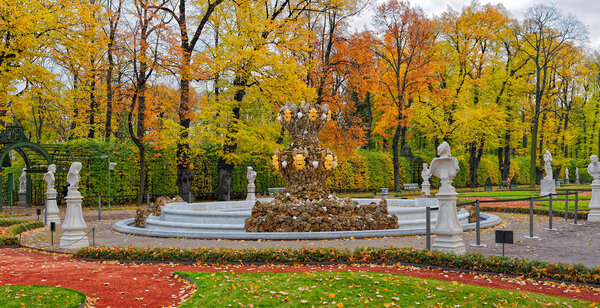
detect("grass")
[459,190,540,198]
[0,285,85,307]
[537,200,590,211]
[177,271,595,307]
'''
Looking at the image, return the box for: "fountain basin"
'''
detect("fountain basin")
[113,198,501,240]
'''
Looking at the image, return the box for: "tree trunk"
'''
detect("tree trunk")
[217,75,244,200]
[468,141,484,188]
[88,77,96,138]
[105,47,114,140]
[364,92,372,149]
[177,74,194,201]
[392,122,402,192]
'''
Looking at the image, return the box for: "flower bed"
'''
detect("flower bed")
[0,220,45,247]
[75,246,600,285]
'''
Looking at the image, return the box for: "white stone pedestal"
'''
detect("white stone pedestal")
[421,182,431,197]
[576,178,580,184]
[588,181,600,222]
[17,191,27,206]
[44,189,61,226]
[432,192,466,255]
[246,184,256,201]
[60,191,89,249]
[540,179,556,196]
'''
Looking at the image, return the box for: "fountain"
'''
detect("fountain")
[244,103,398,232]
[113,104,501,240]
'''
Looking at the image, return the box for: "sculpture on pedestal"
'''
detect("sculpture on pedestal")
[587,155,600,222]
[18,168,26,193]
[540,148,556,196]
[421,163,431,196]
[576,167,580,184]
[543,149,553,179]
[60,162,89,249]
[565,167,570,184]
[17,168,27,206]
[430,141,465,254]
[43,164,61,225]
[246,166,257,201]
[245,103,398,232]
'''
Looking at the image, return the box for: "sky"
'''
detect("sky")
[350,0,600,50]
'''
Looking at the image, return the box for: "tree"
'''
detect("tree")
[516,4,586,185]
[372,0,435,191]
[156,0,224,201]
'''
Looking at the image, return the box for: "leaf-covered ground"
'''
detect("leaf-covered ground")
[178,271,596,307]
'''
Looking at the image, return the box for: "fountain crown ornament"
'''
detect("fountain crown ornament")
[430,141,460,194]
[278,103,331,147]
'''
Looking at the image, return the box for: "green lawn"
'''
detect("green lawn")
[177,271,594,307]
[0,285,85,307]
[537,200,590,211]
[459,190,540,198]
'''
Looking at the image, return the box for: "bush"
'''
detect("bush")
[0,220,45,247]
[75,246,600,285]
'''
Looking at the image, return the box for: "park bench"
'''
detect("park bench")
[268,187,286,196]
[403,183,420,192]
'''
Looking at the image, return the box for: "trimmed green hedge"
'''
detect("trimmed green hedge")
[0,220,45,246]
[75,246,600,285]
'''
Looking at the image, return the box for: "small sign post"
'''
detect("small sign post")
[495,230,513,257]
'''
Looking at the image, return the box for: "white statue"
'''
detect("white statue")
[565,167,569,181]
[66,162,82,194]
[246,166,257,201]
[246,166,257,184]
[576,167,580,184]
[430,142,460,194]
[430,141,465,254]
[44,164,60,226]
[18,168,26,193]
[421,163,431,182]
[588,155,600,181]
[543,149,553,180]
[421,163,431,196]
[587,155,600,222]
[44,164,56,189]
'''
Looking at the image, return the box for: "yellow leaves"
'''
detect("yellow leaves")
[294,154,306,170]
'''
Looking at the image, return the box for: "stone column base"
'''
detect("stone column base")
[432,234,466,255]
[17,192,27,206]
[246,184,256,201]
[540,179,556,196]
[60,231,89,249]
[588,210,600,222]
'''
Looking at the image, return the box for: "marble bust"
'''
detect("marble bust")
[67,162,83,192]
[588,155,600,182]
[44,164,57,189]
[430,142,460,194]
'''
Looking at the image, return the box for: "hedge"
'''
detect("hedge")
[0,220,45,247]
[75,246,600,285]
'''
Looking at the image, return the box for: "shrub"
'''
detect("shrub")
[75,246,600,285]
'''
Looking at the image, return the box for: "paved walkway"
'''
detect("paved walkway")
[19,209,600,267]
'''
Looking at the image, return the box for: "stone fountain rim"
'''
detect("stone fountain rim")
[113,212,501,240]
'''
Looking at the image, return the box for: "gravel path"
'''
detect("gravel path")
[17,208,600,267]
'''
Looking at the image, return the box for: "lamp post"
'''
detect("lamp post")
[100,155,117,208]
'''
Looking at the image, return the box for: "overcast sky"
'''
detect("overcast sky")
[350,0,600,50]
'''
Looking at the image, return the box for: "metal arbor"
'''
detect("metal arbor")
[0,122,53,206]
